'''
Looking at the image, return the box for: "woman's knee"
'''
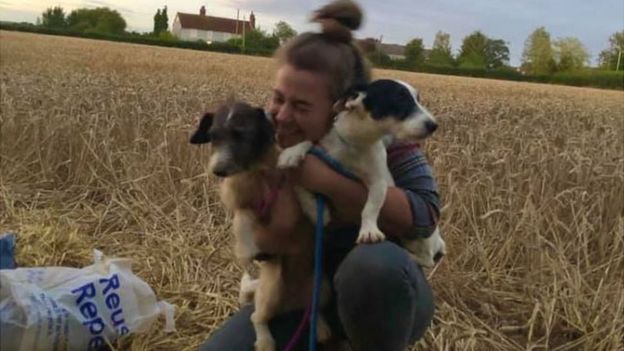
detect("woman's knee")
[334,241,413,289]
[333,241,435,350]
[198,305,255,351]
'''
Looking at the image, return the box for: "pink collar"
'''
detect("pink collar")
[253,174,286,220]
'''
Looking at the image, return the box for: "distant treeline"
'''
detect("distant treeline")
[1,21,622,90]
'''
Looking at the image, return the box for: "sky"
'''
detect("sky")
[1,1,622,66]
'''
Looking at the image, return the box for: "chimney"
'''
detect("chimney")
[200,5,206,16]
[249,11,256,29]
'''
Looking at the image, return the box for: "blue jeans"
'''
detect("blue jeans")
[199,238,435,351]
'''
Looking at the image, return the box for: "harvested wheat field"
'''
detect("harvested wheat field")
[1,30,623,351]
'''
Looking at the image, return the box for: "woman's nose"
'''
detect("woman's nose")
[274,104,293,123]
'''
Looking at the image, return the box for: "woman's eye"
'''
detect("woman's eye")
[272,95,284,105]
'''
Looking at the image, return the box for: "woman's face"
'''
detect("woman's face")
[268,64,334,148]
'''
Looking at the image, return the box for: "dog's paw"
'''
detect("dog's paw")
[255,337,276,351]
[238,272,257,306]
[316,316,332,343]
[277,141,312,168]
[410,251,435,268]
[356,225,386,244]
[408,228,447,268]
[322,206,331,226]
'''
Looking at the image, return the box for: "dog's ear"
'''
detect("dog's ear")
[255,107,275,144]
[344,92,366,111]
[189,112,214,144]
[333,98,347,113]
[255,108,271,122]
[334,87,365,113]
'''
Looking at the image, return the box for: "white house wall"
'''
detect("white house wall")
[389,54,406,60]
[175,29,238,43]
[172,18,182,36]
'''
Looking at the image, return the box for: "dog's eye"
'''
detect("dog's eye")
[209,130,223,142]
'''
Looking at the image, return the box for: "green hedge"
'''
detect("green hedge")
[380,62,624,90]
[2,22,622,90]
[542,70,624,90]
[0,22,247,54]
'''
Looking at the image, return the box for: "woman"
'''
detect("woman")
[200,1,439,350]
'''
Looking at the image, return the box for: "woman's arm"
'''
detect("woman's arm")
[291,143,440,240]
[289,155,414,237]
[253,143,440,251]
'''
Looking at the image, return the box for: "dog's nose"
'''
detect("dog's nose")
[425,120,438,134]
[433,251,444,263]
[213,169,227,177]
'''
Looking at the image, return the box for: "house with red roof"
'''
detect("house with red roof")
[172,6,255,43]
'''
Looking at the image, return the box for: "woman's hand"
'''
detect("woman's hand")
[288,154,366,227]
[288,153,337,194]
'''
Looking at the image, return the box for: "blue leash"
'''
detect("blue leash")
[308,146,359,181]
[307,146,360,351]
[309,194,325,351]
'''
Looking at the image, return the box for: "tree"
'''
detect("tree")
[405,38,425,67]
[153,7,169,36]
[486,38,510,69]
[427,31,454,66]
[67,7,126,35]
[356,38,392,66]
[458,31,510,69]
[229,29,279,53]
[41,6,67,29]
[522,27,556,75]
[161,6,169,32]
[458,31,489,68]
[153,9,163,35]
[367,49,392,67]
[273,21,297,44]
[598,30,624,70]
[553,37,590,71]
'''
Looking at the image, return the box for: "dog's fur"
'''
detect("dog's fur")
[190,101,330,351]
[278,79,447,267]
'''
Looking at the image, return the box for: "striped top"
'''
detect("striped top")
[387,141,440,239]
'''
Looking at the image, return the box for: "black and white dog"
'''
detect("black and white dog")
[279,79,447,267]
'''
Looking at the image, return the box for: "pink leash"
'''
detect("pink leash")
[283,303,312,351]
[252,174,318,351]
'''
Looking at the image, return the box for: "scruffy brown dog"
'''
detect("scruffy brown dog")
[190,101,330,351]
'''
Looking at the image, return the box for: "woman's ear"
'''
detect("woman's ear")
[189,112,214,144]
